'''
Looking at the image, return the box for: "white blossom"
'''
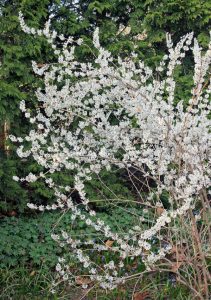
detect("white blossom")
[14,15,211,292]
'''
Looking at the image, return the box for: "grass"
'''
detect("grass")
[0,265,191,299]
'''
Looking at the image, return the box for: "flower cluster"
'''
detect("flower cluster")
[14,13,211,291]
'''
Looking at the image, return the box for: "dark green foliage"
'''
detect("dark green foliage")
[0,207,143,269]
[0,212,61,268]
[0,153,28,212]
[0,1,90,213]
[0,0,55,213]
[85,168,134,210]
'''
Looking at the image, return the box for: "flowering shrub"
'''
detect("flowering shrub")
[12,13,211,298]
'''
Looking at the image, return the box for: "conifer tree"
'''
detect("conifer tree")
[0,0,210,213]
